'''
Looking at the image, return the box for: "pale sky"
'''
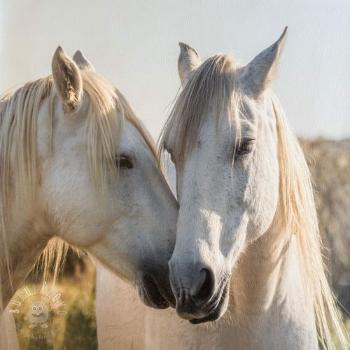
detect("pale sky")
[0,0,349,139]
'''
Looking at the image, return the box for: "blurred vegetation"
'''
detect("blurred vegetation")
[9,138,350,349]
[302,139,350,315]
[12,254,97,350]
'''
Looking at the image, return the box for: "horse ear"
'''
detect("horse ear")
[52,46,83,112]
[239,27,288,97]
[178,42,201,86]
[73,50,96,72]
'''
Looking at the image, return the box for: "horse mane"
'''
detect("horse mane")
[0,70,158,309]
[160,54,241,166]
[272,98,347,349]
[160,53,346,349]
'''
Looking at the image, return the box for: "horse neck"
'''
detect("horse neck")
[231,223,295,309]
[226,221,318,348]
[1,200,52,308]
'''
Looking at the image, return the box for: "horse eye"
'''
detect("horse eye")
[116,155,133,169]
[236,139,255,157]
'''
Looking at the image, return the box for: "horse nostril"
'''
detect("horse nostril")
[194,268,215,301]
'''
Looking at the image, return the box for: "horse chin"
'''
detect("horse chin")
[189,282,230,324]
[136,272,175,309]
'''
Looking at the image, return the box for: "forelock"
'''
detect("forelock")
[160,54,243,166]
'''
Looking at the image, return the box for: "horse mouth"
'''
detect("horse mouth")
[137,272,175,309]
[189,282,229,324]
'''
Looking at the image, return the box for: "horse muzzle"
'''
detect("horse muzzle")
[173,273,230,323]
[136,271,175,309]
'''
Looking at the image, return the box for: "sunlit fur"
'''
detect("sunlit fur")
[0,69,159,310]
[159,53,346,349]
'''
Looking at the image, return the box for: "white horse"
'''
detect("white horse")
[95,158,177,349]
[0,46,178,330]
[96,29,348,349]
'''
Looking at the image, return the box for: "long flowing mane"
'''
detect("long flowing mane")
[160,54,347,349]
[272,98,347,349]
[0,70,158,310]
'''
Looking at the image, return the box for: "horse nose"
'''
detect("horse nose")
[194,268,215,301]
[169,261,216,318]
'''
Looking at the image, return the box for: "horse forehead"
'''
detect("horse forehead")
[119,120,153,158]
[242,95,275,120]
[119,120,142,149]
[237,96,276,136]
[239,97,261,123]
[198,109,256,142]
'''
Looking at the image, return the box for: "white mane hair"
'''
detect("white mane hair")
[160,53,347,349]
[161,54,241,166]
[0,69,158,310]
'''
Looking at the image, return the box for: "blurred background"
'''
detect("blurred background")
[1,0,350,138]
[1,0,349,348]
